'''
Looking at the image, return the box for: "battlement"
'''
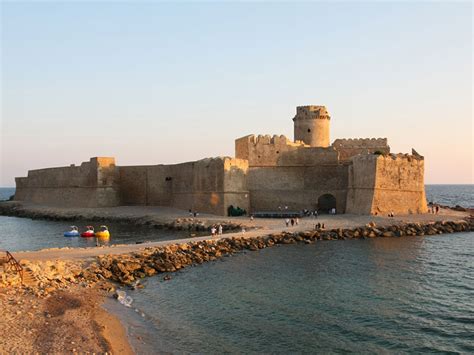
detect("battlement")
[242,134,308,147]
[332,138,388,149]
[332,138,390,161]
[294,106,330,120]
[352,152,424,163]
[235,134,309,163]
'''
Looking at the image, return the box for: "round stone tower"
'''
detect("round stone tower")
[293,105,330,147]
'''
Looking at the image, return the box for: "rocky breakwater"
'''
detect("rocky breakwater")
[86,220,472,286]
[1,220,471,294]
[0,202,247,232]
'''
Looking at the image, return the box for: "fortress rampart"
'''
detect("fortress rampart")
[119,157,249,215]
[346,154,427,214]
[13,104,428,216]
[14,158,120,208]
[332,138,390,161]
[15,157,249,215]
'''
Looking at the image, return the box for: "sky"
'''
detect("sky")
[1,1,472,186]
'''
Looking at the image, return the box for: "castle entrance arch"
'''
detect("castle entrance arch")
[317,194,336,213]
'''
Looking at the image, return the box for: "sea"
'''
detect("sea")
[0,185,473,353]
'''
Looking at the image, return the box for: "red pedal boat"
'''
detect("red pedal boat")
[81,226,95,238]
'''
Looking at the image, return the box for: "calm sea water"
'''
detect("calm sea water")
[105,185,472,353]
[1,185,473,352]
[109,233,474,353]
[0,187,15,201]
[0,188,200,251]
[0,216,198,252]
[425,185,473,208]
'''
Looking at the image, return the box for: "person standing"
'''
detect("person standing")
[285,218,290,227]
[218,224,223,236]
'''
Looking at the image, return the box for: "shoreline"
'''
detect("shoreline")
[0,201,249,232]
[1,204,472,353]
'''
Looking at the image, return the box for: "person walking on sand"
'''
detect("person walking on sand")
[211,226,217,237]
[218,224,223,236]
[295,217,299,225]
[285,218,290,227]
[291,218,295,227]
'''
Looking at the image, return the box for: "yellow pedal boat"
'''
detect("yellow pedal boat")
[96,225,110,239]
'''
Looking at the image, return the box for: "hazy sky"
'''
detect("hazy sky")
[1,1,472,186]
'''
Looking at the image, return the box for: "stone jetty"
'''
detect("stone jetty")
[3,219,471,296]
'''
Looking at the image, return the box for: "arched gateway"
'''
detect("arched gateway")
[317,194,337,213]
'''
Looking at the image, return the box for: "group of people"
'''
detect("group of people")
[211,224,223,237]
[429,205,440,214]
[284,217,299,227]
[302,209,319,218]
[314,222,326,230]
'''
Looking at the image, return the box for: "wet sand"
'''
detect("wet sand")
[0,284,132,354]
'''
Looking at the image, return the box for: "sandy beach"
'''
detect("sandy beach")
[0,283,132,354]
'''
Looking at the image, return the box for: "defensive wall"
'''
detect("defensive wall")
[119,157,249,216]
[235,134,348,213]
[346,154,428,215]
[14,157,249,216]
[14,158,120,208]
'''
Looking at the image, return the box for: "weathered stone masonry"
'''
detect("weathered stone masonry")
[14,105,428,216]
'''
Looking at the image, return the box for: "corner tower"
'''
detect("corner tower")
[293,105,330,147]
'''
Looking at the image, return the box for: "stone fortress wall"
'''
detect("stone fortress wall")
[235,133,348,213]
[14,158,120,208]
[15,157,249,215]
[346,153,427,215]
[13,105,428,216]
[118,157,249,216]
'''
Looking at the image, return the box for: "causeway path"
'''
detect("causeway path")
[12,209,469,262]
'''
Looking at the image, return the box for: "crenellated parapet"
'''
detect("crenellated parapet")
[240,134,308,147]
[332,138,388,149]
[294,106,331,120]
[350,152,424,163]
[332,138,390,161]
[235,134,307,165]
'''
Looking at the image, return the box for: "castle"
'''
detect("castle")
[14,106,428,216]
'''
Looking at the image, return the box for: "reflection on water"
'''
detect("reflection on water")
[111,233,474,353]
